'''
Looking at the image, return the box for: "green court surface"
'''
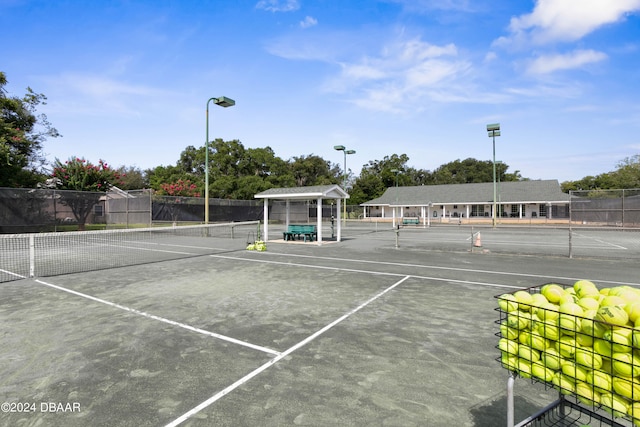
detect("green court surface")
[1,222,639,426]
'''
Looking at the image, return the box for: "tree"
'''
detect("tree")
[50,157,123,229]
[116,165,147,190]
[0,71,60,187]
[289,154,335,187]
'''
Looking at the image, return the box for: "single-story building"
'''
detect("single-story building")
[360,180,570,225]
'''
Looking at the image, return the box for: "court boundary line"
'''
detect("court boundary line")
[165,275,411,427]
[211,253,638,289]
[33,279,281,356]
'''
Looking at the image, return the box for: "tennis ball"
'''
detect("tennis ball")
[536,302,560,322]
[542,284,565,303]
[593,338,614,358]
[559,302,584,333]
[518,330,531,346]
[500,321,520,340]
[561,360,589,382]
[586,369,613,394]
[518,344,541,363]
[513,290,534,311]
[531,362,555,382]
[517,359,532,379]
[603,327,633,353]
[600,392,629,418]
[626,301,640,324]
[596,305,629,327]
[575,332,594,348]
[540,348,563,371]
[498,294,519,313]
[559,293,579,305]
[577,297,600,311]
[574,280,600,299]
[628,402,640,427]
[507,311,530,330]
[613,376,640,400]
[612,352,640,377]
[552,372,576,395]
[600,295,627,308]
[498,338,519,356]
[530,292,548,308]
[556,336,578,358]
[575,348,602,370]
[500,352,518,371]
[575,381,600,407]
[537,319,561,341]
[527,331,550,351]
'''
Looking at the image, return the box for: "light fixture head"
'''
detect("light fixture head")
[486,123,500,132]
[214,96,235,107]
[333,145,346,151]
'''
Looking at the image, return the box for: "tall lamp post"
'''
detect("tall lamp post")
[205,96,235,224]
[333,145,356,225]
[390,168,399,228]
[486,123,501,228]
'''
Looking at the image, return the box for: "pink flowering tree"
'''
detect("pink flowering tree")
[51,157,123,229]
[156,179,200,222]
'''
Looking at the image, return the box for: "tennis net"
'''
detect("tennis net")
[0,221,260,283]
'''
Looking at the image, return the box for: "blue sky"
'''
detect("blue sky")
[2,0,640,182]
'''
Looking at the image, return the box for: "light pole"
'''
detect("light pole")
[333,145,356,225]
[486,123,500,228]
[205,96,235,224]
[390,168,399,228]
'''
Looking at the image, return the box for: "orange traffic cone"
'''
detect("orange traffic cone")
[473,232,482,247]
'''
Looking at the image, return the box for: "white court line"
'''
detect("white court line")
[33,279,281,356]
[572,232,628,250]
[165,275,411,427]
[0,269,26,279]
[213,252,640,288]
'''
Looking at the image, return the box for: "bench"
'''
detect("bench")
[283,224,317,242]
[402,217,420,225]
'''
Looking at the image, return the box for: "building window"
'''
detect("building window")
[539,204,547,218]
[511,205,518,216]
[94,205,104,217]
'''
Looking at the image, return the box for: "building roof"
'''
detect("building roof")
[255,184,349,200]
[361,180,570,206]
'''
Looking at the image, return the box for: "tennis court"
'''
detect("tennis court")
[1,222,639,426]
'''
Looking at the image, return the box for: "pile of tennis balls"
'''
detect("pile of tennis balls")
[498,281,640,424]
[246,240,267,251]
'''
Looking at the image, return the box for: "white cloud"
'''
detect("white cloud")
[527,49,608,74]
[255,0,299,12]
[300,16,317,29]
[500,0,640,46]
[325,37,473,112]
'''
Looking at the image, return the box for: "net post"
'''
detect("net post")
[29,234,35,277]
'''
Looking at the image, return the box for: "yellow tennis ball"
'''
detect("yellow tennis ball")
[586,369,613,394]
[513,290,534,311]
[600,295,627,308]
[612,352,640,377]
[613,376,640,400]
[575,381,600,407]
[540,348,563,371]
[556,336,578,358]
[603,327,633,353]
[552,372,576,395]
[600,392,628,418]
[575,348,602,370]
[542,284,565,303]
[531,362,555,382]
[500,321,520,340]
[518,344,541,363]
[628,401,640,427]
[537,319,561,341]
[498,338,519,356]
[561,360,589,382]
[593,338,614,358]
[577,297,600,311]
[536,302,560,322]
[596,305,629,327]
[574,280,600,299]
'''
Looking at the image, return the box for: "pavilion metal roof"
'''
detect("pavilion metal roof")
[361,180,570,206]
[255,184,349,200]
